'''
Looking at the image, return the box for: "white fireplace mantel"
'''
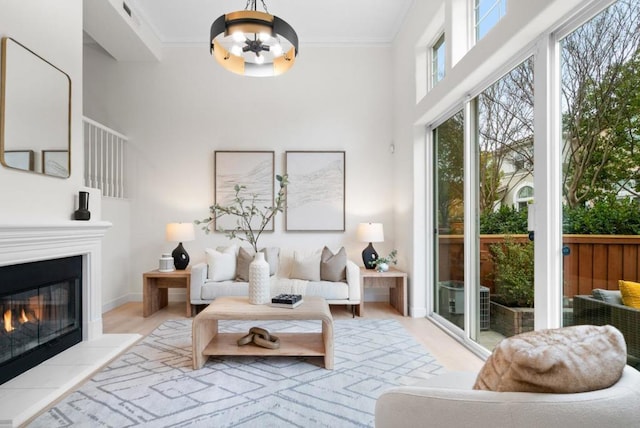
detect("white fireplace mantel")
[0,221,112,340]
[0,221,141,427]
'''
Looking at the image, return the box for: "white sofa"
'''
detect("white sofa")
[375,366,640,428]
[190,247,361,312]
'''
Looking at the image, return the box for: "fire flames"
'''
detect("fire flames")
[3,309,30,332]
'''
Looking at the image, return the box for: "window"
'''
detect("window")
[516,185,534,210]
[477,58,534,218]
[431,34,446,87]
[475,0,507,41]
[561,0,640,360]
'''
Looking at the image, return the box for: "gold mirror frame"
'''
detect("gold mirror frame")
[0,37,72,178]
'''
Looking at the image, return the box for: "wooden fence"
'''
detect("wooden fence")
[438,234,640,297]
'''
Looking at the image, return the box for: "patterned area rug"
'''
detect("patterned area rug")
[30,318,444,427]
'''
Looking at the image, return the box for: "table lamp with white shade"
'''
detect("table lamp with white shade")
[357,222,384,269]
[166,223,195,270]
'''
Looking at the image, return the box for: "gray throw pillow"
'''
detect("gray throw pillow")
[236,247,280,281]
[235,247,253,282]
[592,288,623,305]
[320,246,347,282]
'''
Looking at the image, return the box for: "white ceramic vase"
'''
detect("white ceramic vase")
[249,252,270,304]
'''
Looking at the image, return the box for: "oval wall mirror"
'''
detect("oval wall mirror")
[0,37,71,178]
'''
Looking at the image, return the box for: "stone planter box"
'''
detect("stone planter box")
[490,301,534,337]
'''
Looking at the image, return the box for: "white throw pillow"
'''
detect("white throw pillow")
[290,250,321,281]
[205,245,237,281]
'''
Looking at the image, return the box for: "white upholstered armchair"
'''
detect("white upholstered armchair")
[375,366,640,428]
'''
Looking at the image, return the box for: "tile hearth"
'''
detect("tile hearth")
[0,333,139,427]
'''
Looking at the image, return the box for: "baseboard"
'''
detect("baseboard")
[410,307,427,318]
[102,295,131,313]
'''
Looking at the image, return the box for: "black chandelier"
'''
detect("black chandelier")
[210,0,299,77]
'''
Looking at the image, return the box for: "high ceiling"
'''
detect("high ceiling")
[127,0,415,45]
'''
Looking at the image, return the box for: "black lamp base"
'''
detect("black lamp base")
[172,242,190,270]
[362,242,379,269]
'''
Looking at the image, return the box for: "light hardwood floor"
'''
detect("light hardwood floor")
[104,301,485,372]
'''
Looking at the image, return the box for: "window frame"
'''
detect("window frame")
[431,33,446,88]
[474,0,507,42]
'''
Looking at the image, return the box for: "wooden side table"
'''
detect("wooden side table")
[143,267,192,317]
[358,267,407,317]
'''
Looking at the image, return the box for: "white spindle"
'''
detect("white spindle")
[82,117,128,199]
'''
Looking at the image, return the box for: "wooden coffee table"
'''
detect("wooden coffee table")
[192,296,334,370]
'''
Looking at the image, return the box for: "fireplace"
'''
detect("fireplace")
[0,256,82,384]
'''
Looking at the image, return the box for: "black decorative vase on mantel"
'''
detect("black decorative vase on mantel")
[74,191,91,221]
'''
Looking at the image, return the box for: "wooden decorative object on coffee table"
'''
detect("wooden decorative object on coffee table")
[192,296,334,369]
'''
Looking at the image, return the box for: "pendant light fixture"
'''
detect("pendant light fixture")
[210,0,299,77]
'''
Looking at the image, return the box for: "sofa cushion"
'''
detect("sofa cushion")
[321,246,347,282]
[592,288,623,305]
[473,324,626,393]
[201,281,248,300]
[290,250,321,281]
[236,247,253,282]
[236,247,280,281]
[306,281,350,300]
[619,280,640,309]
[205,246,237,281]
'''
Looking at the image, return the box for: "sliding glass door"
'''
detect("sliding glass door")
[476,58,535,349]
[560,0,640,368]
[433,111,465,330]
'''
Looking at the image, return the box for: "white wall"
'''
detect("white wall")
[84,43,396,303]
[0,0,85,223]
[101,197,131,311]
[391,0,443,317]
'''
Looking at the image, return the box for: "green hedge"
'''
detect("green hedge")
[480,206,528,234]
[563,196,640,235]
[480,197,640,235]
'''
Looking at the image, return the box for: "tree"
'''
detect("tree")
[435,111,464,228]
[561,0,640,208]
[478,58,534,212]
[476,1,640,215]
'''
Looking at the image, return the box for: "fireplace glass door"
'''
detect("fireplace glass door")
[0,256,82,384]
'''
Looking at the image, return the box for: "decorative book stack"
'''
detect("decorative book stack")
[271,294,303,308]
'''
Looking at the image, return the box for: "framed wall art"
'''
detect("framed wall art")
[285,151,345,231]
[42,150,69,177]
[214,151,275,231]
[3,150,35,171]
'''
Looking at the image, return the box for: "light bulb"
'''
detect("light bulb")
[270,44,283,57]
[232,31,245,43]
[255,54,265,64]
[231,45,243,56]
[258,32,271,42]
